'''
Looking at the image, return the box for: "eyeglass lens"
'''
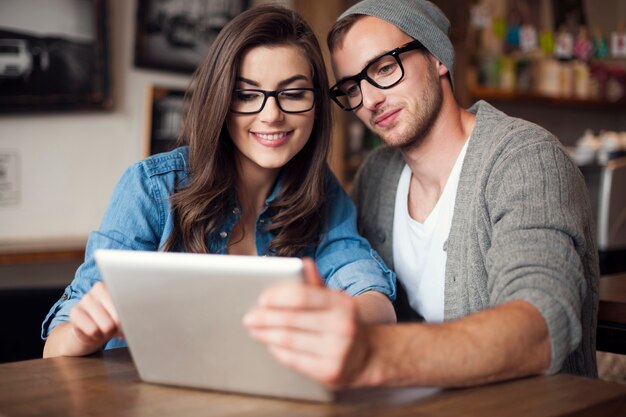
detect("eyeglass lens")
[334,54,403,110]
[231,89,315,114]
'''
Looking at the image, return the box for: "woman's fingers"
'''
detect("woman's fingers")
[90,282,120,323]
[69,304,105,344]
[69,282,120,346]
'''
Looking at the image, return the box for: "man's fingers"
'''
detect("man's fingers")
[302,257,323,287]
[244,308,321,330]
[244,306,357,337]
[249,327,321,354]
[267,344,344,387]
[249,326,354,358]
[258,283,344,309]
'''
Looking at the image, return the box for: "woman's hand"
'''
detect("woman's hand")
[43,282,122,357]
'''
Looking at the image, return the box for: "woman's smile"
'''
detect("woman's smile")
[251,130,294,147]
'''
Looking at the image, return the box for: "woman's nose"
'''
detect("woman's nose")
[259,97,284,123]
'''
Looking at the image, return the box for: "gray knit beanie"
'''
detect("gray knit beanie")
[338,0,455,90]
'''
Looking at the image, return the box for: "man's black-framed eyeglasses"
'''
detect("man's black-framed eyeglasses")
[329,40,425,111]
[230,88,317,114]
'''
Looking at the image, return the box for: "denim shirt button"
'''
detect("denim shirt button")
[219,231,228,238]
[259,219,265,224]
[233,207,241,215]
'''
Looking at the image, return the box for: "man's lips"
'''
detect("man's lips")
[373,109,401,128]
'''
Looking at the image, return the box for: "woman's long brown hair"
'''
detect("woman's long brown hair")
[163,5,332,257]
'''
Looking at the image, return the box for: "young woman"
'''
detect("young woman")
[42,5,396,358]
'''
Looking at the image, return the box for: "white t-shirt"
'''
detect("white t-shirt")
[392,138,470,322]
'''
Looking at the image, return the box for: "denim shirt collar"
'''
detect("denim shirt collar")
[264,170,283,206]
[209,170,284,256]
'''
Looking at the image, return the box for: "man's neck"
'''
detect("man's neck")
[401,98,475,223]
[401,98,475,196]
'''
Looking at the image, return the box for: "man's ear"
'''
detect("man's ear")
[436,60,449,76]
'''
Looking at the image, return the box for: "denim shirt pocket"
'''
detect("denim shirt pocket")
[41,285,74,339]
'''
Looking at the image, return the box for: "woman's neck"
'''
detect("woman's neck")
[235,159,279,218]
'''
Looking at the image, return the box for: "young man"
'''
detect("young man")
[244,0,599,388]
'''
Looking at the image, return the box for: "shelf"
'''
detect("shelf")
[469,85,626,110]
[0,237,86,265]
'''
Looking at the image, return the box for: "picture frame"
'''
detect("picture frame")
[144,85,187,157]
[134,0,249,74]
[0,0,112,112]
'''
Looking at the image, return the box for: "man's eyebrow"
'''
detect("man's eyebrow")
[236,75,310,88]
[335,48,392,84]
[364,48,392,67]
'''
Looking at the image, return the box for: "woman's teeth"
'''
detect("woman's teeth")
[256,132,287,140]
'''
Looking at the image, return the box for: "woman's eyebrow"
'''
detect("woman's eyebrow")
[277,75,309,88]
[236,74,310,88]
[236,76,259,87]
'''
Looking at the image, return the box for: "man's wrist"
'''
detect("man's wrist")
[345,324,386,388]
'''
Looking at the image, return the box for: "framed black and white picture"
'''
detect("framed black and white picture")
[144,85,187,157]
[134,0,249,74]
[0,0,111,112]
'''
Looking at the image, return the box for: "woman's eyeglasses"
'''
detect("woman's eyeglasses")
[230,88,317,114]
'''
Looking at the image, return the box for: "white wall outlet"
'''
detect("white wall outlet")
[0,150,20,205]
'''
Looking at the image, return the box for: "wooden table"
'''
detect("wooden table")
[598,273,626,354]
[1,348,625,417]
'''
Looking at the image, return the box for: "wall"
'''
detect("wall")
[0,0,289,248]
[0,0,292,363]
[0,0,186,245]
[2,0,623,248]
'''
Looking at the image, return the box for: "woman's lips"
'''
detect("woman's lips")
[251,130,293,147]
[374,109,401,128]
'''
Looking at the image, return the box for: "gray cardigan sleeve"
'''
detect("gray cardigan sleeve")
[484,140,592,373]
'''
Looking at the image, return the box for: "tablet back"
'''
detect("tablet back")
[95,249,334,402]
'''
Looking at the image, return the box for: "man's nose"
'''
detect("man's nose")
[360,80,386,110]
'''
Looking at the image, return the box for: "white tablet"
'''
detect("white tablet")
[94,249,334,402]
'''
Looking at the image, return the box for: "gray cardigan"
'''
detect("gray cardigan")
[352,101,599,377]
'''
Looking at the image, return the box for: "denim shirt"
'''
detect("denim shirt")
[42,147,396,349]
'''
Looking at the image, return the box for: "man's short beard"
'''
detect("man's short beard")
[386,62,444,152]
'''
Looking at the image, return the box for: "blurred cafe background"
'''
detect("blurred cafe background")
[0,0,625,381]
